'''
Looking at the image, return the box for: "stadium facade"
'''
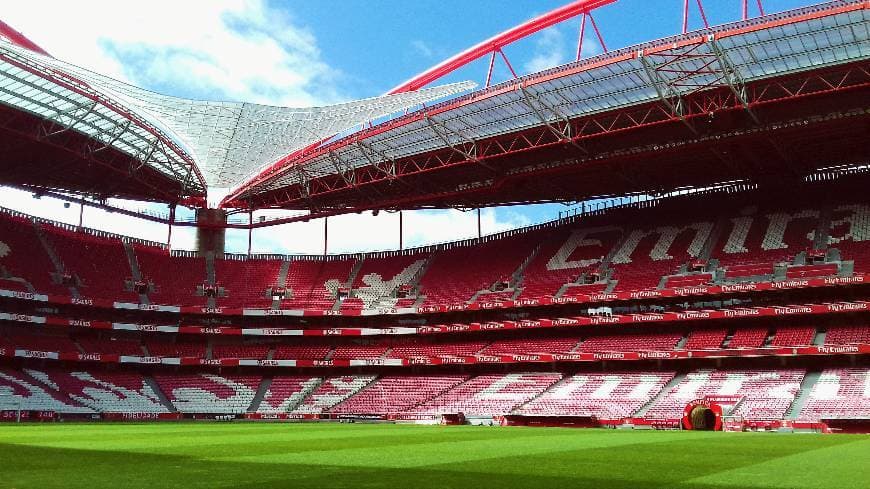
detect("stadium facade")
[0,0,869,432]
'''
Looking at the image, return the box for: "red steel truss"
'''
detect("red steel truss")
[233,62,870,215]
[224,1,869,214]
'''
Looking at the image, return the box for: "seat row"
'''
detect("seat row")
[2,368,866,422]
[3,197,868,309]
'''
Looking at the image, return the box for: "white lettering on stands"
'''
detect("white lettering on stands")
[773,306,812,315]
[827,303,868,312]
[816,345,860,354]
[546,226,620,271]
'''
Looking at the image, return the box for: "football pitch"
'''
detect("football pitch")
[0,423,868,488]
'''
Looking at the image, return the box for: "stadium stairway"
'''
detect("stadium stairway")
[286,378,324,412]
[814,205,833,251]
[510,243,544,299]
[204,252,217,309]
[332,259,364,311]
[785,370,822,419]
[813,330,827,345]
[145,376,177,412]
[272,259,293,309]
[32,221,77,297]
[248,378,273,412]
[632,372,686,418]
[122,241,149,305]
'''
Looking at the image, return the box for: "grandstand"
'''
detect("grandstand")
[0,0,867,441]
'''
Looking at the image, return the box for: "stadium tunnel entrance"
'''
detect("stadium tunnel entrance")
[688,406,717,430]
[681,400,725,431]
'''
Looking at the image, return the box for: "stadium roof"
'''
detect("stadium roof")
[0,25,474,200]
[223,0,870,214]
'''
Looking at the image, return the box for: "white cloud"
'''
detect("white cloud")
[524,26,568,74]
[0,2,544,254]
[231,208,534,256]
[2,0,343,106]
[410,40,435,59]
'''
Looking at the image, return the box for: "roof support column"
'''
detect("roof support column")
[399,211,404,251]
[248,209,253,257]
[167,204,176,248]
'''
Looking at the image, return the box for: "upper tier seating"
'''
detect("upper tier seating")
[664,273,713,289]
[610,219,711,292]
[516,372,675,419]
[332,375,468,414]
[770,326,817,347]
[799,368,870,420]
[6,332,78,353]
[419,233,539,306]
[827,204,870,273]
[291,375,375,413]
[518,227,620,299]
[644,369,805,420]
[0,278,29,292]
[76,337,143,356]
[683,329,727,350]
[43,225,136,300]
[482,337,580,355]
[578,333,682,352]
[212,343,271,360]
[0,215,67,294]
[282,259,355,309]
[786,263,839,279]
[331,344,388,360]
[145,340,206,358]
[726,328,769,348]
[715,207,820,269]
[349,255,427,308]
[559,283,608,298]
[387,340,487,358]
[411,373,561,415]
[825,326,870,345]
[155,374,260,413]
[214,258,281,308]
[257,376,321,413]
[135,246,206,306]
[5,191,870,308]
[273,345,333,360]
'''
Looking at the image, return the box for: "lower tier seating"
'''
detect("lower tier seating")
[644,369,805,420]
[291,375,375,414]
[2,367,867,421]
[799,368,870,421]
[154,374,260,414]
[410,373,562,415]
[26,369,166,413]
[332,375,468,414]
[516,372,675,419]
[257,376,322,413]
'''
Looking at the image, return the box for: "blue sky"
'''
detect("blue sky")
[0,0,813,254]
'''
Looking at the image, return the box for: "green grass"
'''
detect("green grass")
[0,423,868,488]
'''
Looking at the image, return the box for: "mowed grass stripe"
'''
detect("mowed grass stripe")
[678,436,870,489]
[218,427,716,467]
[0,423,867,489]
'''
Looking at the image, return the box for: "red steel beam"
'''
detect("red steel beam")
[388,0,617,94]
[224,1,865,209]
[238,63,870,213]
[0,19,50,56]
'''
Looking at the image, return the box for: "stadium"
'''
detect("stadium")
[0,0,868,487]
